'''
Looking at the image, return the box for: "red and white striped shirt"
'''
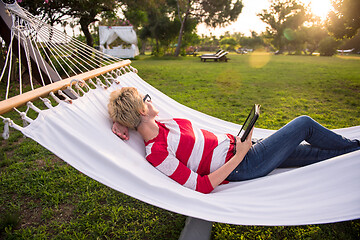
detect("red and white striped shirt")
[145,118,235,193]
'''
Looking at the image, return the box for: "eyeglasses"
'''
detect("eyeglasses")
[143,94,151,102]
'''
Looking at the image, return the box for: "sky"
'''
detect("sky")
[197,0,270,37]
[59,0,333,39]
[196,0,333,37]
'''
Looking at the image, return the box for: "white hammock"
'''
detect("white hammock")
[10,71,360,226]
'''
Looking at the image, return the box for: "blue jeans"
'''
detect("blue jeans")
[226,116,360,181]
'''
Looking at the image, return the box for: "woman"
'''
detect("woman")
[108,87,360,194]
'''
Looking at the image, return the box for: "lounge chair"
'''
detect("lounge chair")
[200,51,229,62]
[200,50,224,57]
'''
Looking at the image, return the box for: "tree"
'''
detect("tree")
[258,0,307,53]
[178,19,200,55]
[339,30,360,52]
[328,0,360,39]
[283,28,306,54]
[303,25,328,55]
[18,0,69,26]
[174,0,243,56]
[116,0,182,55]
[239,31,264,50]
[135,3,181,56]
[198,35,220,51]
[64,0,118,47]
[220,37,237,51]
[318,36,340,56]
[19,0,118,47]
[119,0,163,29]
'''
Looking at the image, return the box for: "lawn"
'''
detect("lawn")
[1,53,360,239]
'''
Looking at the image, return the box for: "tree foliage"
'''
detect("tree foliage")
[239,31,264,50]
[189,0,244,28]
[71,0,118,46]
[127,1,182,56]
[340,30,360,52]
[219,37,238,51]
[318,36,340,56]
[17,0,244,55]
[303,25,328,55]
[327,0,360,39]
[17,0,70,26]
[19,0,118,47]
[174,0,244,56]
[258,0,307,53]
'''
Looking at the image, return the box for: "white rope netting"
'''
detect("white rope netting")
[0,1,123,100]
[0,1,138,138]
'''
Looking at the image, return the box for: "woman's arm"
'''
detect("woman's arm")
[146,128,253,193]
[208,128,253,189]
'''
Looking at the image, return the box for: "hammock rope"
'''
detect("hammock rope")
[0,2,122,101]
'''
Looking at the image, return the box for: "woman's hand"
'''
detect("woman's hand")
[235,128,253,156]
[208,127,254,190]
[112,122,129,140]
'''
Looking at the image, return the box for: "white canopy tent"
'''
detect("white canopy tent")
[99,26,140,59]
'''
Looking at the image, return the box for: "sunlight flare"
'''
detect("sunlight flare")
[249,51,271,68]
[306,0,333,19]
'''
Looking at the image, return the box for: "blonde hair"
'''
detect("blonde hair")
[108,87,145,129]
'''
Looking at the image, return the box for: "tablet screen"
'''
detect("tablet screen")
[237,104,260,142]
[237,106,255,138]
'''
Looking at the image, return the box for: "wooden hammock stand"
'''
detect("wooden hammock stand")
[0,60,131,115]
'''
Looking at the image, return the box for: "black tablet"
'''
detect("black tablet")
[237,104,260,142]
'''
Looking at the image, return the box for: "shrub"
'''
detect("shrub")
[318,36,340,56]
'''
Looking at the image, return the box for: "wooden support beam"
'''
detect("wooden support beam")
[0,60,131,115]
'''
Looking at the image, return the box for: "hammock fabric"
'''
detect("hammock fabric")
[12,71,360,226]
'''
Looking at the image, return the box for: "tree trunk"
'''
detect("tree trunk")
[174,0,190,57]
[156,38,159,55]
[140,39,147,55]
[80,18,93,47]
[174,16,187,57]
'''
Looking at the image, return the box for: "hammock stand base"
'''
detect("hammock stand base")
[179,217,213,240]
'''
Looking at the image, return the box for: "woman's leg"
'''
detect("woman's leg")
[226,115,359,181]
[279,142,358,167]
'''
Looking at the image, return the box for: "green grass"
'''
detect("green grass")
[1,53,360,239]
[134,53,360,129]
